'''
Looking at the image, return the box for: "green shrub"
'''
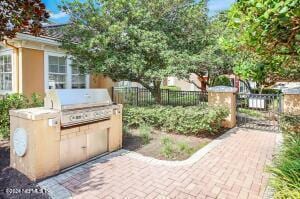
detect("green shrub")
[212,75,232,87]
[139,124,151,144]
[123,105,228,135]
[160,86,181,91]
[0,93,43,139]
[268,134,300,199]
[252,88,281,94]
[268,114,300,198]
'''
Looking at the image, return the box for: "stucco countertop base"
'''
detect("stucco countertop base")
[9,107,60,120]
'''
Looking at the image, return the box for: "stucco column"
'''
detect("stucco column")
[282,88,300,115]
[207,86,238,128]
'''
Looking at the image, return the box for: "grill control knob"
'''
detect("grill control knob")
[84,114,88,119]
[69,116,75,121]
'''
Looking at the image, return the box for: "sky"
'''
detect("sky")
[42,0,236,24]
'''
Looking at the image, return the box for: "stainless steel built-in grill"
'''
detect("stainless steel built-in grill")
[45,89,115,127]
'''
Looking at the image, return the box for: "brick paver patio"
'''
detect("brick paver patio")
[39,128,281,199]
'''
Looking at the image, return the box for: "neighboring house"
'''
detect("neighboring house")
[271,82,300,90]
[115,81,143,88]
[162,74,260,93]
[164,74,201,91]
[0,24,113,97]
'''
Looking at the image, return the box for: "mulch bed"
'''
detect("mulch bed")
[0,140,50,199]
[123,128,228,160]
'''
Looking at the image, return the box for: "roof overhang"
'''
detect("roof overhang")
[15,33,61,46]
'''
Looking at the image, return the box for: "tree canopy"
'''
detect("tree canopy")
[60,0,208,102]
[0,0,49,41]
[184,12,235,90]
[223,0,300,88]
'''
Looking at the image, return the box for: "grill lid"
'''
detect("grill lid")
[44,89,112,110]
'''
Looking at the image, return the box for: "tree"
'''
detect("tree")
[0,0,49,41]
[212,75,232,87]
[60,0,208,103]
[223,0,300,88]
[180,12,235,91]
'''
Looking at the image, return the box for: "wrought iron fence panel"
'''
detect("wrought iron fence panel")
[112,87,208,107]
[236,93,281,131]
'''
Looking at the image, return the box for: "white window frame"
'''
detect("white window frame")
[44,51,89,90]
[0,50,14,94]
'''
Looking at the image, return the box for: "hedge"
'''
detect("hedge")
[0,93,43,139]
[123,105,229,135]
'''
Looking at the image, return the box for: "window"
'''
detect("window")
[48,56,67,89]
[46,53,89,90]
[0,54,12,91]
[72,67,86,88]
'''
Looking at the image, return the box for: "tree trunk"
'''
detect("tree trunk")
[152,89,161,104]
[150,81,162,104]
[197,75,208,92]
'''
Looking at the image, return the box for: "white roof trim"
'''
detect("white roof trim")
[15,33,60,46]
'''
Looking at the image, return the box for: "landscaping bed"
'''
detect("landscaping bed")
[123,128,227,160]
[0,140,50,199]
[122,105,229,160]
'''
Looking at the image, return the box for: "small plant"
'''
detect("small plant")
[160,137,175,159]
[139,124,151,145]
[161,136,173,145]
[177,141,196,155]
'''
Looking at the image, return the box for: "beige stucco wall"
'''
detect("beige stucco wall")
[283,94,300,115]
[10,109,61,180]
[21,49,115,97]
[90,74,116,97]
[22,48,45,97]
[166,74,201,91]
[208,92,237,128]
[90,74,115,88]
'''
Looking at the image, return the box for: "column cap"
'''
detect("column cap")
[282,87,300,94]
[207,86,238,93]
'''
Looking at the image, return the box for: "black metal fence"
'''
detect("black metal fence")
[112,87,208,106]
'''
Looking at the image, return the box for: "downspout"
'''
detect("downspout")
[3,39,20,93]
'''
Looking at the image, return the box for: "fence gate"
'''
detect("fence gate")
[236,93,281,131]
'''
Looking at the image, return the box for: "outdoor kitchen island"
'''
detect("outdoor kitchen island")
[9,89,122,181]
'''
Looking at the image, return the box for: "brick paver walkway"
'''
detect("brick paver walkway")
[39,128,280,199]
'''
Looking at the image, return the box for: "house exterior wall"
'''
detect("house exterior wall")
[166,74,201,91]
[22,48,45,97]
[2,35,121,96]
[90,75,115,89]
